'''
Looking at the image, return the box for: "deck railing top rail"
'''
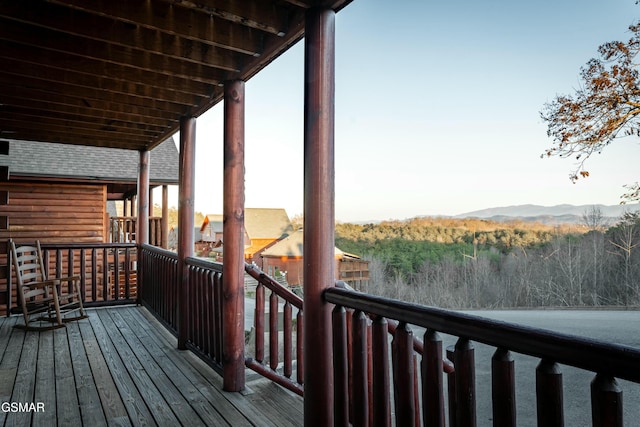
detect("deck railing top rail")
[245,262,302,309]
[324,286,640,383]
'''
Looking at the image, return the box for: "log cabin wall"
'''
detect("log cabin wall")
[0,182,107,244]
[0,181,107,315]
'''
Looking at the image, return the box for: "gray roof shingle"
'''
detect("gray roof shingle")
[7,137,179,184]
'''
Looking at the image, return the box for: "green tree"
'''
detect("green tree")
[540,21,640,202]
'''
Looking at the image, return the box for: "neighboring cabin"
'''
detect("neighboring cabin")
[200,208,294,263]
[200,208,369,289]
[261,229,370,289]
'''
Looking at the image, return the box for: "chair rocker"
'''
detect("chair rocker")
[10,241,88,330]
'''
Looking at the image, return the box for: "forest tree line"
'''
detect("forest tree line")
[335,210,640,308]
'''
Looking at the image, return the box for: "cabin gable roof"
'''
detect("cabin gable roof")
[7,137,179,184]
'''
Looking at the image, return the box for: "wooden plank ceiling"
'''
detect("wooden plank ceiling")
[0,0,351,151]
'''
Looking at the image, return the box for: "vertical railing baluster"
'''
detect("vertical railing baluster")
[536,359,563,427]
[66,249,74,293]
[206,270,214,357]
[80,248,86,301]
[446,346,457,427]
[214,272,223,362]
[591,374,622,427]
[333,305,349,427]
[297,310,304,385]
[371,316,390,427]
[55,248,62,279]
[113,248,120,300]
[102,247,108,301]
[269,291,279,370]
[492,348,516,427]
[392,322,415,426]
[413,354,420,427]
[283,301,292,378]
[346,309,354,423]
[423,330,445,427]
[91,248,97,302]
[454,338,476,427]
[255,282,265,363]
[124,248,131,299]
[352,310,369,427]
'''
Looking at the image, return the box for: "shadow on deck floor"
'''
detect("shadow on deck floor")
[0,306,303,426]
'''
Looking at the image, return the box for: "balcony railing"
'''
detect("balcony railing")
[5,242,138,313]
[138,244,225,374]
[324,286,640,427]
[244,262,304,396]
[23,241,638,426]
[109,216,163,246]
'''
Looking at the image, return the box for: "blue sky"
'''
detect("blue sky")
[165,0,640,222]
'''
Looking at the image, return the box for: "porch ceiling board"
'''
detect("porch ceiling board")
[0,0,352,151]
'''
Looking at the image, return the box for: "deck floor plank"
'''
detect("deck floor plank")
[105,308,207,426]
[67,321,109,427]
[90,309,159,426]
[33,331,57,427]
[133,308,254,427]
[54,326,82,426]
[6,330,38,427]
[114,307,233,427]
[0,306,305,426]
[0,316,21,427]
[78,320,132,427]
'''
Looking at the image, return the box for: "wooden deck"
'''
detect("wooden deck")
[0,306,303,426]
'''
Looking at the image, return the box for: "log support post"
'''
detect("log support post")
[222,79,246,392]
[162,185,169,249]
[303,7,335,426]
[178,116,196,350]
[137,150,150,245]
[136,150,150,305]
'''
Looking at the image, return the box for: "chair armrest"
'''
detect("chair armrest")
[50,275,81,283]
[25,280,58,290]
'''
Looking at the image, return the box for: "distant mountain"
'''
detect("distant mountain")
[455,204,640,225]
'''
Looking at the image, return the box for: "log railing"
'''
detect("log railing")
[139,244,224,373]
[324,286,640,427]
[38,242,138,307]
[244,262,304,396]
[139,244,178,332]
[185,256,224,374]
[109,216,163,246]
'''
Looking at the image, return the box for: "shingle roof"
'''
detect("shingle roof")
[261,229,345,257]
[7,137,179,184]
[244,208,294,240]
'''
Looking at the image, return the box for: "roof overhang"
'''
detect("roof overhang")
[0,0,352,151]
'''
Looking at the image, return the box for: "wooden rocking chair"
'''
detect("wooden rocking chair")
[10,241,88,330]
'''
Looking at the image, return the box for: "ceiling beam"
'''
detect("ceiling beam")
[0,2,247,71]
[159,0,291,36]
[45,0,265,56]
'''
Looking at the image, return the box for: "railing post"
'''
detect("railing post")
[423,330,445,427]
[222,79,245,392]
[352,310,369,427]
[454,338,476,427]
[372,316,391,427]
[536,359,564,427]
[591,374,622,427]
[392,322,416,426]
[332,305,349,427]
[492,348,516,427]
[177,115,196,350]
[303,6,335,426]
